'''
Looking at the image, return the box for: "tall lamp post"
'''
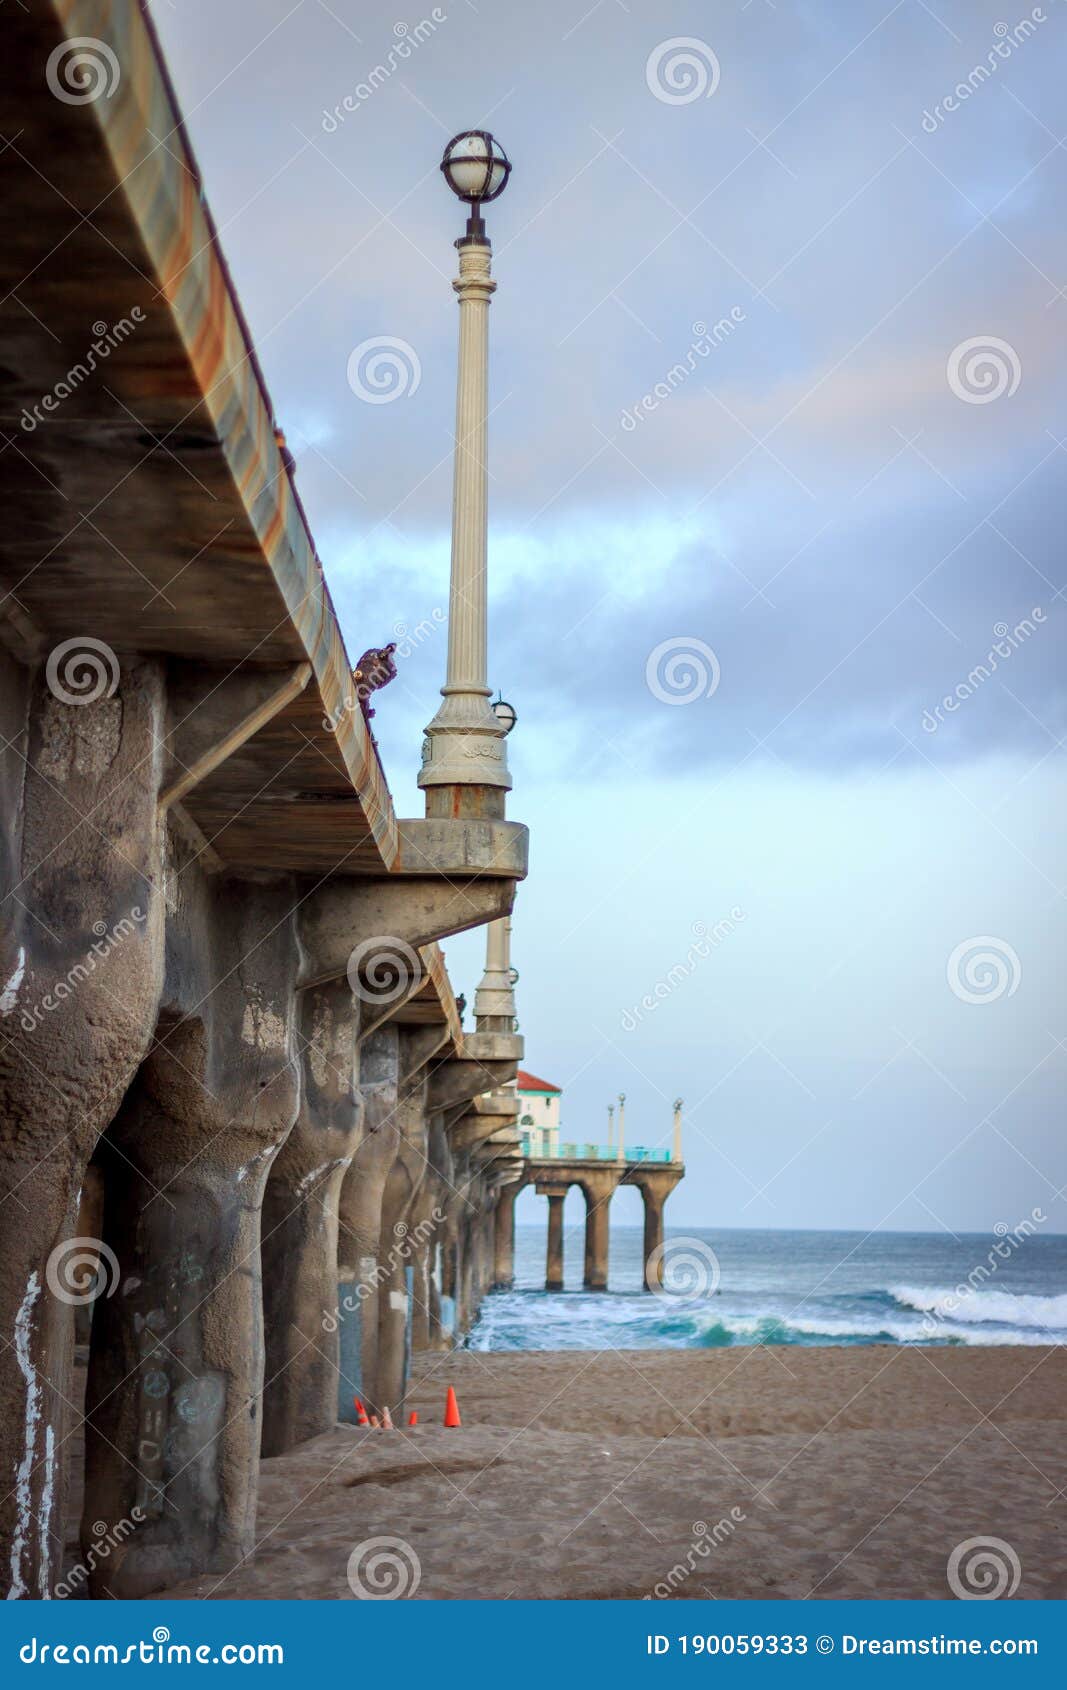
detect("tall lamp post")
[419,131,513,817]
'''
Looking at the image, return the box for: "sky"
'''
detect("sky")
[151,0,1067,1235]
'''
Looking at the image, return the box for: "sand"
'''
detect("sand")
[154,1345,1067,1601]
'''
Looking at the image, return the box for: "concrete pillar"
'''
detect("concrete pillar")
[492,1182,517,1288]
[583,1187,611,1291]
[0,661,166,1601]
[334,1026,400,1418]
[642,1186,666,1291]
[419,225,510,810]
[545,1192,565,1291]
[260,980,363,1456]
[81,876,301,1598]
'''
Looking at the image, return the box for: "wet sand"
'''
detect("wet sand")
[158,1345,1067,1601]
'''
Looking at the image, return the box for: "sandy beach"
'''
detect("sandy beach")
[150,1345,1067,1601]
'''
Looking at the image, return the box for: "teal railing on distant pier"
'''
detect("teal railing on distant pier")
[520,1137,672,1163]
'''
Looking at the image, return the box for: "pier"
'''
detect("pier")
[494,1099,686,1291]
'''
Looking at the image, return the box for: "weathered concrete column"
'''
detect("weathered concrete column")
[545,1191,566,1291]
[583,1185,612,1292]
[641,1186,666,1292]
[0,660,166,1600]
[334,1024,400,1418]
[492,1181,518,1288]
[260,980,363,1456]
[81,870,301,1598]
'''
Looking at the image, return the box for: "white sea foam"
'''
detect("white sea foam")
[888,1284,1067,1331]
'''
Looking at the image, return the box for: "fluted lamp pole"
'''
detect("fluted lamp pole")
[672,1097,684,1164]
[616,1092,626,1164]
[419,131,513,817]
[473,916,518,1033]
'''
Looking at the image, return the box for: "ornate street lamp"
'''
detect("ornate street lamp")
[419,131,513,814]
[491,694,517,736]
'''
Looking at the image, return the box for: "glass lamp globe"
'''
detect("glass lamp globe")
[440,131,511,203]
[491,695,517,735]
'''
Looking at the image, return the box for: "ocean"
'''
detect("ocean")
[468,1224,1067,1351]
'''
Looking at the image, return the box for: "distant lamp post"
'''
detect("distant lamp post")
[607,1103,615,1153]
[491,695,517,736]
[474,915,517,1032]
[617,1092,626,1163]
[420,131,513,813]
[672,1098,684,1164]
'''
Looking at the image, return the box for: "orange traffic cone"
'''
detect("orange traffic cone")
[354,1399,369,1427]
[407,1411,418,1427]
[382,1406,394,1430]
[443,1386,461,1428]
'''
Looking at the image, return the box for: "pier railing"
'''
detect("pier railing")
[519,1137,672,1163]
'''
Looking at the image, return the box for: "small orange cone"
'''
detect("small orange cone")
[354,1399,369,1426]
[443,1386,461,1428]
[382,1405,394,1430]
[407,1411,418,1427]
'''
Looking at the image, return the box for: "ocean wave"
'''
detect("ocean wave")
[887,1284,1067,1332]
